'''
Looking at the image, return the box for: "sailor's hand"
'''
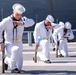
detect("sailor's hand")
[56,42,58,48]
[62,36,68,38]
[35,44,39,50]
[46,26,54,29]
[13,21,23,26]
[0,43,5,51]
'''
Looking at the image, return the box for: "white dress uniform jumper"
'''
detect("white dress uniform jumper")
[33,15,60,61]
[0,15,35,71]
[53,22,74,57]
[33,21,52,61]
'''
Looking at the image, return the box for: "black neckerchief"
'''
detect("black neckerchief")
[10,15,21,42]
[64,28,68,35]
[44,22,49,31]
[11,15,21,28]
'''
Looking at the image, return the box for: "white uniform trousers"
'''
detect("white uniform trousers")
[4,42,23,70]
[58,39,68,56]
[37,39,50,61]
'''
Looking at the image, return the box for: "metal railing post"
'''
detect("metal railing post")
[28,31,32,46]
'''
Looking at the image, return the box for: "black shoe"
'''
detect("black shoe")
[33,57,37,63]
[11,68,20,73]
[58,54,64,57]
[44,60,51,63]
[53,48,55,51]
[33,57,34,61]
[4,63,8,70]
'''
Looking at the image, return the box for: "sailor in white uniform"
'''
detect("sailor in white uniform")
[52,21,64,51]
[33,15,60,63]
[0,3,35,73]
[53,22,74,57]
[52,21,65,51]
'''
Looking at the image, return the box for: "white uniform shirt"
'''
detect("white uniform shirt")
[0,15,35,42]
[53,26,74,44]
[33,21,60,44]
[33,21,52,44]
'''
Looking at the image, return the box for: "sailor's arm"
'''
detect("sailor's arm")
[68,30,74,40]
[13,16,35,27]
[0,19,7,43]
[33,24,40,45]
[0,19,7,51]
[52,28,60,44]
[62,30,74,40]
[22,17,35,27]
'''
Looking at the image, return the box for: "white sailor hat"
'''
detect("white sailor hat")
[12,3,26,14]
[59,21,64,26]
[65,22,72,29]
[59,21,64,27]
[46,15,54,23]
